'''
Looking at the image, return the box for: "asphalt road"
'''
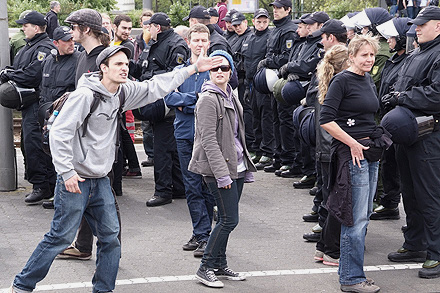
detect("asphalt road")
[0,146,439,293]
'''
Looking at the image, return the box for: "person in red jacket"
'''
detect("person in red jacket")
[216,0,228,30]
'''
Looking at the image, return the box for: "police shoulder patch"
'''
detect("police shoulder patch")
[176,53,185,64]
[372,65,379,75]
[37,51,47,62]
[286,40,293,49]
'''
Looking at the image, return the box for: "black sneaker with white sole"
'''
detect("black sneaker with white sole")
[214,267,246,281]
[196,267,224,288]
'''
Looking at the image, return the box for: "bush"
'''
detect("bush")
[168,2,190,28]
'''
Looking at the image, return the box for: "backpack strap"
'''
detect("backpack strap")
[114,87,126,162]
[81,91,102,137]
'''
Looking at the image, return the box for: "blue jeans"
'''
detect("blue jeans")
[390,5,398,15]
[201,178,244,269]
[14,176,121,293]
[176,139,215,242]
[339,160,378,285]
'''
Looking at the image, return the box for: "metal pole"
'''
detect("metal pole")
[0,0,17,191]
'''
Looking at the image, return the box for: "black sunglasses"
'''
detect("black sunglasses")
[210,65,231,72]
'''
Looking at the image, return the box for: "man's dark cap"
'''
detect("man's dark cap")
[313,19,346,37]
[145,12,171,26]
[254,8,270,19]
[231,12,246,25]
[182,5,211,21]
[223,9,238,22]
[293,13,311,24]
[16,10,46,26]
[64,9,102,31]
[302,11,330,24]
[208,7,219,17]
[53,26,73,41]
[96,46,132,68]
[269,0,292,8]
[408,6,440,25]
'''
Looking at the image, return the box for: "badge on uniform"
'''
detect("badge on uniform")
[286,40,293,49]
[37,51,47,62]
[372,65,379,75]
[176,53,185,64]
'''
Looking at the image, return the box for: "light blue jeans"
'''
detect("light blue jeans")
[13,176,120,293]
[339,160,379,285]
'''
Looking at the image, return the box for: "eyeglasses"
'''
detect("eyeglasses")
[70,24,79,30]
[210,65,231,72]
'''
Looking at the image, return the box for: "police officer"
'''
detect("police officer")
[242,8,275,169]
[383,6,440,279]
[38,26,79,209]
[230,12,254,152]
[371,18,412,221]
[278,11,329,184]
[1,11,56,205]
[183,5,232,56]
[222,9,238,42]
[257,0,298,175]
[131,12,189,207]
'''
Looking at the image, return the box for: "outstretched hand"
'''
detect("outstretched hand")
[194,47,223,73]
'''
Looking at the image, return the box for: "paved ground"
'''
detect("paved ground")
[1,146,439,293]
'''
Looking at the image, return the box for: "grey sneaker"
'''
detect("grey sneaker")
[314,250,324,261]
[340,281,380,293]
[196,267,224,288]
[214,267,246,281]
[193,241,207,257]
[323,254,339,266]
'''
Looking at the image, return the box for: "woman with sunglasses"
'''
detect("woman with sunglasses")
[189,50,256,288]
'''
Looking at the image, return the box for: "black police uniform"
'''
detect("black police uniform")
[262,15,298,171]
[225,30,237,43]
[206,24,232,56]
[40,50,80,104]
[284,34,322,179]
[6,32,56,196]
[375,52,409,212]
[231,27,254,151]
[393,35,440,262]
[242,26,274,159]
[132,29,189,203]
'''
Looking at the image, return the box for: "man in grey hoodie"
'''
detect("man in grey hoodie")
[11,46,222,293]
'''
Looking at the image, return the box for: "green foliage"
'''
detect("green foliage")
[168,2,191,27]
[7,0,117,28]
[126,9,144,27]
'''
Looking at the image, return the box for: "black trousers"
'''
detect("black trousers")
[122,128,140,172]
[378,144,401,208]
[21,102,56,190]
[152,117,185,199]
[316,161,341,259]
[272,98,296,166]
[250,86,274,157]
[396,131,440,261]
[238,80,255,152]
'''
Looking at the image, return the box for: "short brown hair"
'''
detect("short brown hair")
[140,10,154,24]
[187,23,210,41]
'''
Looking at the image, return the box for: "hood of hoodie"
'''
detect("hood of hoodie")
[77,72,121,100]
[201,80,232,101]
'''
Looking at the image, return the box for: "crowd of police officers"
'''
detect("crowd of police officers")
[1,0,440,290]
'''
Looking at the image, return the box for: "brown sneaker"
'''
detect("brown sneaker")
[340,281,380,293]
[57,246,92,260]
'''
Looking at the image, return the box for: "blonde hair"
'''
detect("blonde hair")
[317,45,349,104]
[347,34,380,58]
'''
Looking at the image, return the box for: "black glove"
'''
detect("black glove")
[244,87,251,104]
[257,59,267,72]
[287,73,299,82]
[381,92,400,112]
[279,63,290,79]
[0,69,12,84]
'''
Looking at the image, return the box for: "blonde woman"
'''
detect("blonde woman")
[314,45,349,267]
[320,35,392,293]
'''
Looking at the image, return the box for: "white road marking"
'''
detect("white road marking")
[1,263,422,292]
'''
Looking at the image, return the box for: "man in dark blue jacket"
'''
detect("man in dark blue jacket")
[164,24,215,258]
